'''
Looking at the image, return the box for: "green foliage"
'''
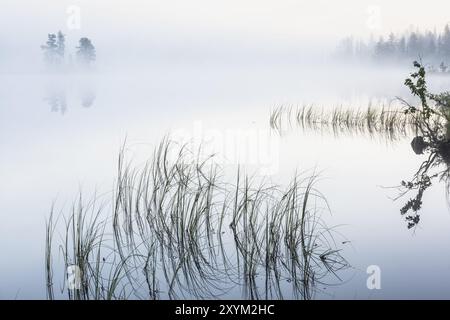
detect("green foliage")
[404,61,436,119]
[397,61,450,229]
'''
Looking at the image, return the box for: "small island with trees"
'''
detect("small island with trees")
[41,31,96,71]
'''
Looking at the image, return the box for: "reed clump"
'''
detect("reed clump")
[46,139,349,300]
[269,103,441,142]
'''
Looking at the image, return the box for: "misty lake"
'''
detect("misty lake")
[2,61,450,299]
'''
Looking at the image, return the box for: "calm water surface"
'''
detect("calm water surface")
[1,64,450,299]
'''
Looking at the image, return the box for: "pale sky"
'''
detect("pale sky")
[2,0,450,41]
[1,0,450,69]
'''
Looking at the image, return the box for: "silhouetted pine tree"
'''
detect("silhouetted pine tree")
[439,25,450,57]
[398,36,407,58]
[41,33,58,66]
[407,32,420,58]
[76,38,96,67]
[56,31,66,63]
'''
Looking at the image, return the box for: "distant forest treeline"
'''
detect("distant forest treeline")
[336,25,450,70]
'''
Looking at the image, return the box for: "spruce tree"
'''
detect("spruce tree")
[41,33,58,66]
[76,38,96,67]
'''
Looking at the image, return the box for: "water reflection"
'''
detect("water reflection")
[80,87,96,108]
[44,88,67,115]
[45,141,351,300]
[389,62,450,228]
[396,113,450,228]
[269,63,450,230]
[270,104,450,229]
[44,82,96,114]
[269,103,419,143]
